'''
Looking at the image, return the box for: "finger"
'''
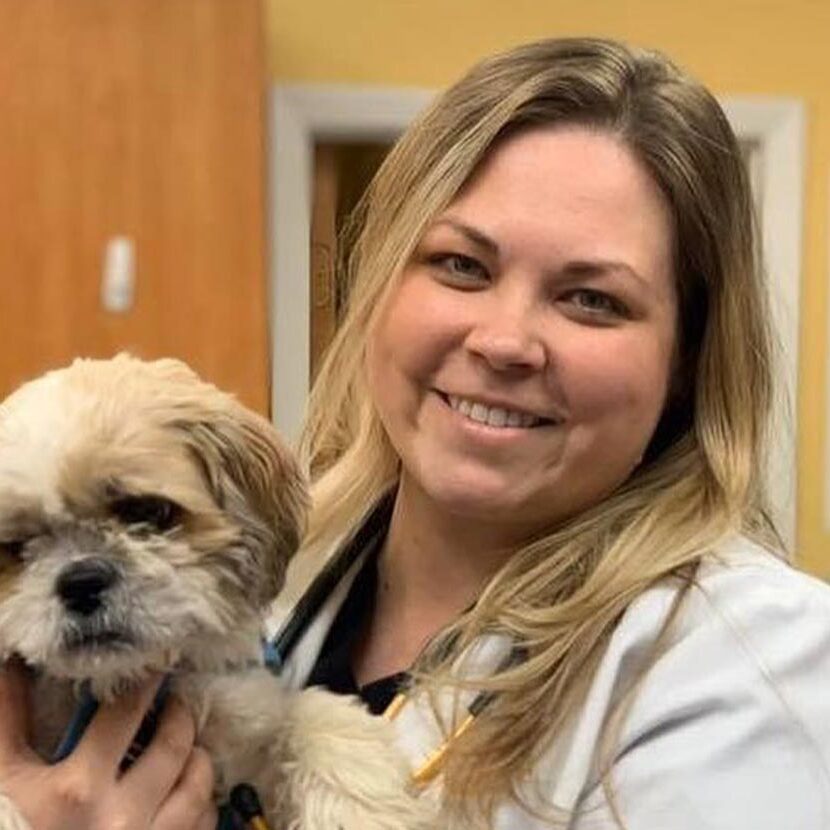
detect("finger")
[195,805,220,830]
[119,696,197,808]
[0,658,35,764]
[70,673,164,774]
[147,745,215,830]
[181,803,220,830]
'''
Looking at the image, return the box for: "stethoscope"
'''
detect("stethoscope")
[265,493,396,673]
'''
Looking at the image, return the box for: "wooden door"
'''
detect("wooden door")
[309,141,390,377]
[309,145,339,382]
[0,0,269,413]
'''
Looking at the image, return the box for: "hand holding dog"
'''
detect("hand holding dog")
[0,661,216,830]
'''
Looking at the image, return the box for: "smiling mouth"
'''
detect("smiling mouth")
[437,392,557,429]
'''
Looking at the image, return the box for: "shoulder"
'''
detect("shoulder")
[620,536,830,727]
[670,535,830,628]
[618,536,830,682]
[566,537,830,828]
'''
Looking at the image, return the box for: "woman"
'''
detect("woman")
[2,36,829,829]
[268,36,830,828]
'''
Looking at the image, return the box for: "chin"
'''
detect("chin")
[0,354,432,830]
[418,466,541,523]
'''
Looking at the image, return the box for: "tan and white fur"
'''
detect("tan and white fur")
[0,355,431,830]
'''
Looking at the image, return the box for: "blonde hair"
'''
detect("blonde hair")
[300,37,778,824]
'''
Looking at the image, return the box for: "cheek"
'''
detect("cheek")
[367,275,463,388]
[365,309,409,436]
[561,332,673,428]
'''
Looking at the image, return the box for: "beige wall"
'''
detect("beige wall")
[266,0,830,575]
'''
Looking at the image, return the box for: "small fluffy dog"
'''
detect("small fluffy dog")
[0,355,430,830]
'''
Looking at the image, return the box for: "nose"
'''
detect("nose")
[465,294,546,372]
[56,558,119,616]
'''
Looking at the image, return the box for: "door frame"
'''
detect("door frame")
[268,84,804,548]
[268,85,432,443]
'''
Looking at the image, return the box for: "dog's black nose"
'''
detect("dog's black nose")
[56,559,118,616]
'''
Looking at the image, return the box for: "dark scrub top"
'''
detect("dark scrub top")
[305,541,407,715]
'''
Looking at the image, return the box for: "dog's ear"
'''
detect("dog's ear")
[129,356,307,605]
[176,402,308,606]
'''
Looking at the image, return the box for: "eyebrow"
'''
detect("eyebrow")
[561,259,651,291]
[430,218,501,257]
[430,217,651,290]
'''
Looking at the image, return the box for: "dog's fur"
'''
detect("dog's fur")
[0,355,431,830]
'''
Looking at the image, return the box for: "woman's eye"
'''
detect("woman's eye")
[111,496,182,532]
[430,253,489,283]
[565,289,626,318]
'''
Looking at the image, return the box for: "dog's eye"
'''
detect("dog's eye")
[0,539,27,559]
[111,496,181,532]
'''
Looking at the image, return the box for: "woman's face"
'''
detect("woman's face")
[367,126,679,538]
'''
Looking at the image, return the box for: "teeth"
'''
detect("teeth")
[446,395,545,428]
[487,407,507,427]
[470,403,489,424]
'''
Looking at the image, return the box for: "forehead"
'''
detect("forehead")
[445,125,674,269]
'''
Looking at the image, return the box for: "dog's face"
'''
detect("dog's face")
[0,355,306,689]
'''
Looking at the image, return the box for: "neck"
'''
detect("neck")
[351,476,520,685]
[380,477,520,616]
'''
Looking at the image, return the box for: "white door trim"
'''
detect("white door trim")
[268,85,804,548]
[268,85,434,445]
[719,97,804,549]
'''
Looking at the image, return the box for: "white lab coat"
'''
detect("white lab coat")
[265,534,830,829]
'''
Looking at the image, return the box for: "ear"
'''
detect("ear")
[176,403,308,606]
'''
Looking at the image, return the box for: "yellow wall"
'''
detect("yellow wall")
[266,0,830,575]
